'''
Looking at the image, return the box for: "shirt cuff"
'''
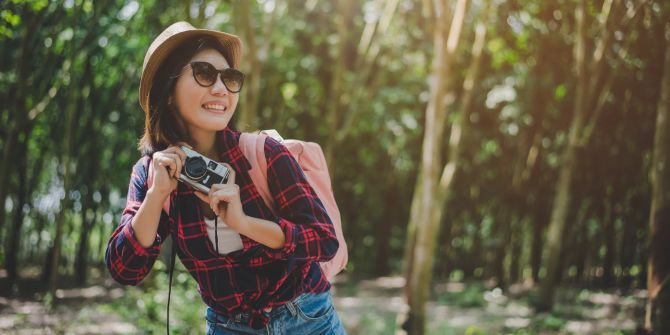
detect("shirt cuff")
[263,218,298,259]
[122,223,162,257]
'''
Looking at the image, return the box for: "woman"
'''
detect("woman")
[105,21,346,334]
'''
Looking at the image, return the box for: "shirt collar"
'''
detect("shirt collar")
[216,127,251,173]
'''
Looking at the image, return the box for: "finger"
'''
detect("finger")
[163,153,182,178]
[172,153,183,178]
[173,147,187,166]
[210,196,225,216]
[211,188,236,204]
[165,144,187,164]
[210,188,237,214]
[176,142,192,149]
[157,155,177,177]
[194,191,209,203]
[209,183,225,193]
[211,198,219,216]
[221,163,235,185]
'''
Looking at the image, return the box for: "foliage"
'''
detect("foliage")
[0,0,668,333]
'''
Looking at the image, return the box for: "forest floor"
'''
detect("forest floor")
[0,268,647,335]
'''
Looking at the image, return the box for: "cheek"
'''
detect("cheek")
[230,94,240,108]
[174,82,199,115]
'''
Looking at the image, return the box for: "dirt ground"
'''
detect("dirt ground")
[0,274,647,335]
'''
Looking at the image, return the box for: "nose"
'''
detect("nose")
[210,74,229,96]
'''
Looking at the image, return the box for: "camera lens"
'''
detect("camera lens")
[184,156,208,180]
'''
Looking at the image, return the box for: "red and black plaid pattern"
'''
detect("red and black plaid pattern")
[105,128,339,329]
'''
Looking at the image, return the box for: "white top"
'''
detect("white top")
[204,217,243,254]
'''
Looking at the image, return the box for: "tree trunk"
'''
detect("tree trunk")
[0,8,37,260]
[75,58,98,284]
[493,206,510,289]
[530,214,543,284]
[375,177,397,275]
[403,1,480,333]
[324,0,356,164]
[48,58,81,302]
[602,195,616,287]
[644,20,670,335]
[334,0,400,146]
[575,208,590,282]
[5,133,28,292]
[536,0,588,311]
[0,130,19,251]
[465,212,483,280]
[48,104,77,298]
[509,217,523,284]
[233,0,260,130]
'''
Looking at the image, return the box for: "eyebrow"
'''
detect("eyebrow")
[191,60,231,69]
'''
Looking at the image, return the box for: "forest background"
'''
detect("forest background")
[1,0,669,334]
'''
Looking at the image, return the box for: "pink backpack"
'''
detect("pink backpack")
[239,130,348,280]
[147,130,348,280]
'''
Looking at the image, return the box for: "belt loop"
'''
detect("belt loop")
[286,301,298,316]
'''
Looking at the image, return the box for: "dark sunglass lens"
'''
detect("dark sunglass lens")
[192,62,217,86]
[222,69,244,92]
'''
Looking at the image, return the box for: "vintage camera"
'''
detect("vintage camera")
[178,146,230,193]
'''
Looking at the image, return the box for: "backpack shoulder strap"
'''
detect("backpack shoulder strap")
[239,133,274,212]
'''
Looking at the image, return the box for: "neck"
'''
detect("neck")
[190,129,218,160]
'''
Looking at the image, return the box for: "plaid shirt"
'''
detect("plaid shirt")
[105,128,339,329]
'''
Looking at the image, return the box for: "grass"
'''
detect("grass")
[98,262,206,335]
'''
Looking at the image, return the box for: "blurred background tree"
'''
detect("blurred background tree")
[0,0,668,334]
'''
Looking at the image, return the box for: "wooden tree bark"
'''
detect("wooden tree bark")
[537,0,588,310]
[48,91,77,299]
[75,58,97,284]
[644,20,670,335]
[232,0,278,130]
[48,1,83,299]
[324,0,355,164]
[403,1,492,333]
[4,134,28,292]
[233,0,259,129]
[602,192,616,287]
[536,0,646,310]
[324,0,400,166]
[0,5,45,256]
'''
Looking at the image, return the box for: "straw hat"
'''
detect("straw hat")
[139,21,242,114]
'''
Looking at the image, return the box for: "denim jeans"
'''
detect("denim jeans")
[205,291,347,335]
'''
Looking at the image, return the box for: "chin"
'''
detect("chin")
[202,118,232,131]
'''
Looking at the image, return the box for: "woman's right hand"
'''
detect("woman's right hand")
[149,143,190,198]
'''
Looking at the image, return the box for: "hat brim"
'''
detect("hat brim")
[139,27,242,114]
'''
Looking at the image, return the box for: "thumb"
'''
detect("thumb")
[194,191,209,203]
[223,163,235,185]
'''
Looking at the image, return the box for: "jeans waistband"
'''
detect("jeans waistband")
[207,291,322,324]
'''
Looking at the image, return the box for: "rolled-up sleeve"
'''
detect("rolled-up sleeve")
[105,157,168,285]
[261,138,339,262]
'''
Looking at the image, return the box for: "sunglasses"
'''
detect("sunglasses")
[179,61,245,93]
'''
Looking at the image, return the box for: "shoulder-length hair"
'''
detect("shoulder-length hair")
[138,36,237,156]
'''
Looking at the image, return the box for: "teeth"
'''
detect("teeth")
[203,104,226,110]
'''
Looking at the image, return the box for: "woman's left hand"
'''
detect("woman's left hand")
[194,164,249,233]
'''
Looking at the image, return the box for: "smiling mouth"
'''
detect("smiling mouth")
[202,104,228,112]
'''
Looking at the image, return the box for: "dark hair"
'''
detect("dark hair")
[138,36,237,156]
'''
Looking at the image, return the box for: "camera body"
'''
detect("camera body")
[178,146,230,193]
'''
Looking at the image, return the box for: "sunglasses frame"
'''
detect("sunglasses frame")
[173,61,245,93]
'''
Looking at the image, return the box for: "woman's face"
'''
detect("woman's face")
[173,48,239,135]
